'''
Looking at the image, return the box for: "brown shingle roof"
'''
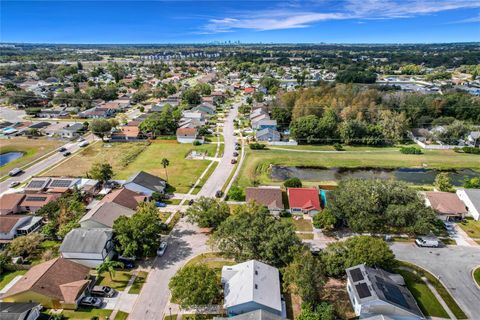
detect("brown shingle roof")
[101,188,146,210]
[0,193,25,212]
[20,193,60,208]
[0,215,27,233]
[425,192,468,215]
[3,258,91,304]
[246,187,284,210]
[176,128,197,137]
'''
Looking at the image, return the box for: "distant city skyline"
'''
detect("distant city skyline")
[1,0,480,44]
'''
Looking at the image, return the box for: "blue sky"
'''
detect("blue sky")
[1,0,479,44]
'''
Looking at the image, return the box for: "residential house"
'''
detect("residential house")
[100,187,147,210]
[213,310,284,320]
[0,215,43,240]
[250,109,267,120]
[176,128,199,144]
[123,171,167,196]
[192,103,216,116]
[287,187,321,215]
[182,111,205,123]
[37,109,68,119]
[18,193,61,213]
[79,202,135,229]
[78,107,113,119]
[0,302,42,320]
[346,264,424,320]
[256,128,281,142]
[456,189,480,220]
[2,258,94,310]
[244,87,255,94]
[24,177,79,194]
[221,260,284,317]
[178,118,204,129]
[0,193,25,215]
[58,123,84,139]
[466,131,480,147]
[60,228,114,267]
[245,187,284,216]
[252,119,277,131]
[424,191,467,221]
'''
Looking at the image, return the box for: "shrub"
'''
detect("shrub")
[312,209,336,230]
[228,185,245,201]
[333,143,344,151]
[284,177,302,188]
[400,146,423,154]
[462,146,480,154]
[193,140,202,146]
[249,142,267,150]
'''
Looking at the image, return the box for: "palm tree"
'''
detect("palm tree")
[96,258,124,280]
[161,158,170,181]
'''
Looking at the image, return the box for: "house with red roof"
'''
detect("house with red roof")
[287,187,321,215]
[244,87,255,94]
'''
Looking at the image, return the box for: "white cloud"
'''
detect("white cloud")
[202,0,480,33]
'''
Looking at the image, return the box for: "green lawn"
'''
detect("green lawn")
[0,137,62,176]
[60,308,112,320]
[0,270,27,290]
[185,252,235,274]
[114,311,129,320]
[297,233,314,240]
[474,267,480,288]
[44,141,217,193]
[458,218,480,240]
[192,161,219,195]
[396,269,449,318]
[236,147,480,188]
[281,217,313,232]
[128,271,148,294]
[96,271,132,291]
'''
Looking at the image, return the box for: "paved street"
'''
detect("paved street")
[391,243,480,319]
[128,218,210,320]
[0,134,96,194]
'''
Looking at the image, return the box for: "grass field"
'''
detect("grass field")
[236,146,480,188]
[474,267,480,287]
[96,271,132,291]
[458,218,480,240]
[43,141,217,193]
[396,269,449,318]
[60,308,112,320]
[185,252,235,274]
[0,270,27,290]
[128,271,148,294]
[0,137,62,176]
[114,311,129,320]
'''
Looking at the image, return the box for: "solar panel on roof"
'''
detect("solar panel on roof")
[350,268,364,282]
[49,179,72,188]
[25,196,48,202]
[355,283,372,299]
[27,180,46,189]
[381,282,410,309]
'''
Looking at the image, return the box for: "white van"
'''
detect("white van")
[79,141,89,147]
[415,236,439,248]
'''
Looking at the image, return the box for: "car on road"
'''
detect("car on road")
[91,286,116,298]
[58,147,67,152]
[415,236,439,248]
[233,152,239,157]
[157,241,168,256]
[8,181,20,188]
[215,190,223,198]
[188,199,194,205]
[231,159,237,164]
[156,201,167,207]
[8,168,23,177]
[79,141,89,147]
[79,297,103,308]
[62,151,71,157]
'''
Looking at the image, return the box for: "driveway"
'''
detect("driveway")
[128,218,210,320]
[391,243,480,319]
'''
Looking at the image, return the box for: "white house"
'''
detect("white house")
[346,264,424,320]
[123,171,167,196]
[59,228,114,267]
[176,128,199,144]
[0,215,43,240]
[221,260,284,317]
[456,189,480,220]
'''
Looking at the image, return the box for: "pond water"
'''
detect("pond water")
[271,166,480,186]
[0,152,24,167]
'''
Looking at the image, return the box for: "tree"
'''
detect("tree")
[312,209,336,230]
[227,185,245,201]
[259,76,280,93]
[435,172,453,192]
[181,88,202,105]
[212,202,301,267]
[161,158,170,181]
[283,249,325,305]
[320,236,396,277]
[90,118,112,140]
[139,104,178,136]
[186,197,230,229]
[89,162,113,185]
[297,303,335,320]
[7,233,44,259]
[113,201,163,257]
[284,177,302,188]
[464,177,480,189]
[96,257,124,279]
[169,264,219,309]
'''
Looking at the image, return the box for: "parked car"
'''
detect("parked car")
[231,159,237,164]
[79,297,103,308]
[62,151,71,157]
[91,286,116,298]
[79,141,89,147]
[233,152,239,157]
[444,222,455,232]
[415,236,439,248]
[58,147,67,152]
[157,241,168,256]
[156,201,167,208]
[8,168,23,177]
[188,199,194,205]
[215,190,223,198]
[235,145,241,150]
[8,181,20,188]
[117,257,135,269]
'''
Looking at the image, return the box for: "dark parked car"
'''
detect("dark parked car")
[215,190,223,198]
[79,296,103,308]
[117,257,135,269]
[188,199,194,205]
[233,152,239,157]
[231,159,237,164]
[58,147,67,152]
[235,145,241,150]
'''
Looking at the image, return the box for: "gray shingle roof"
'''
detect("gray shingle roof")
[60,228,113,254]
[126,171,166,193]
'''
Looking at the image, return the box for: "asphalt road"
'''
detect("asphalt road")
[391,243,480,319]
[0,134,96,194]
[197,103,239,197]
